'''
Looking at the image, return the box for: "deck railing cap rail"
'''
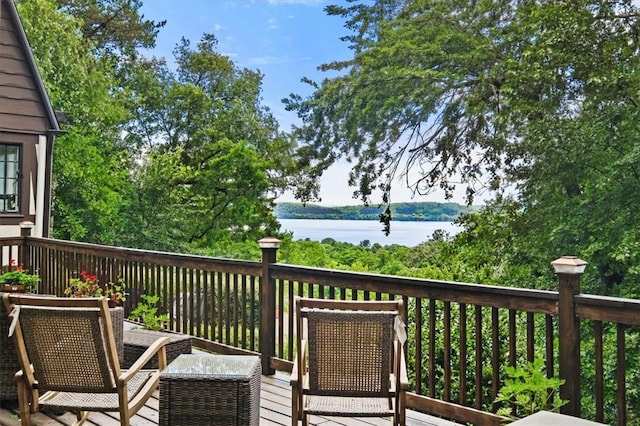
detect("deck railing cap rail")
[15,236,261,273]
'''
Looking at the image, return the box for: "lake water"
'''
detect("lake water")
[277,218,462,247]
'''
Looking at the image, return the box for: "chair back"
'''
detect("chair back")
[4,295,120,393]
[296,298,403,398]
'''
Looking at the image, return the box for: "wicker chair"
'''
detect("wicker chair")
[2,294,169,426]
[290,297,408,426]
[0,296,20,400]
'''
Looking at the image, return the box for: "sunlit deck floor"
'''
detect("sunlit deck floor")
[0,371,457,426]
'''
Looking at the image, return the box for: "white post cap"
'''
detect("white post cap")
[551,256,588,274]
[258,237,281,249]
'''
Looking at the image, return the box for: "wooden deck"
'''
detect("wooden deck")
[0,372,457,426]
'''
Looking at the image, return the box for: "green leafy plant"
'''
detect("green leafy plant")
[128,294,168,331]
[64,271,127,305]
[0,259,39,291]
[495,358,568,419]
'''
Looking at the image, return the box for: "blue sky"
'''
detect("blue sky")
[139,0,469,205]
[139,0,350,131]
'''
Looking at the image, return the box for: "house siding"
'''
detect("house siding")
[0,0,59,238]
[0,0,49,133]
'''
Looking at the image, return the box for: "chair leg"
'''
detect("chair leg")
[291,387,298,426]
[398,393,406,426]
[71,411,91,426]
[120,413,130,426]
[17,379,30,426]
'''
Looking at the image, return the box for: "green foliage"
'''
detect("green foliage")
[495,359,567,420]
[0,261,39,291]
[285,0,640,295]
[55,0,165,57]
[288,0,640,205]
[129,294,168,331]
[17,0,133,244]
[122,34,293,250]
[18,1,296,251]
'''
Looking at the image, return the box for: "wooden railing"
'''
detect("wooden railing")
[1,228,639,425]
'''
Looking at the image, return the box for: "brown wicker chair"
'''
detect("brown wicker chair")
[2,294,169,426]
[0,295,20,401]
[290,297,408,426]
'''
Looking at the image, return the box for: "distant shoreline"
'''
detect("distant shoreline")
[275,216,458,222]
[275,201,479,222]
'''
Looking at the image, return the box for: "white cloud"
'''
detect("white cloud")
[246,55,291,66]
[267,18,279,30]
[219,51,239,58]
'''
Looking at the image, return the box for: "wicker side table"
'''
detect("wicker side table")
[122,328,192,369]
[159,354,261,426]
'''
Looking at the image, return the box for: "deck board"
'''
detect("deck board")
[0,372,456,426]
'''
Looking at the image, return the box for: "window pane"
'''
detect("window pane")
[0,144,20,212]
[5,146,18,162]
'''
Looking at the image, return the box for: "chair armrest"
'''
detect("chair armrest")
[399,344,408,389]
[119,336,170,383]
[290,360,299,386]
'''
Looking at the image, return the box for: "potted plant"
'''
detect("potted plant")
[64,271,127,306]
[124,294,191,369]
[64,271,128,358]
[0,259,39,293]
[128,294,168,331]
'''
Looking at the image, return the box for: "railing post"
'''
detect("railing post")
[258,237,281,376]
[552,256,587,417]
[19,221,34,269]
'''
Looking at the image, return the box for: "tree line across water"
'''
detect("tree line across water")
[274,202,479,221]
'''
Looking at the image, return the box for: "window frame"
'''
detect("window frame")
[0,143,22,214]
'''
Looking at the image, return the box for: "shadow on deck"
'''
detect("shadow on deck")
[0,372,457,426]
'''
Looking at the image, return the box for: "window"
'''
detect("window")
[0,144,20,212]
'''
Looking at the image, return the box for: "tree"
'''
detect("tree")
[17,0,134,244]
[286,0,640,290]
[55,0,165,57]
[288,0,639,204]
[20,0,297,250]
[124,35,297,250]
